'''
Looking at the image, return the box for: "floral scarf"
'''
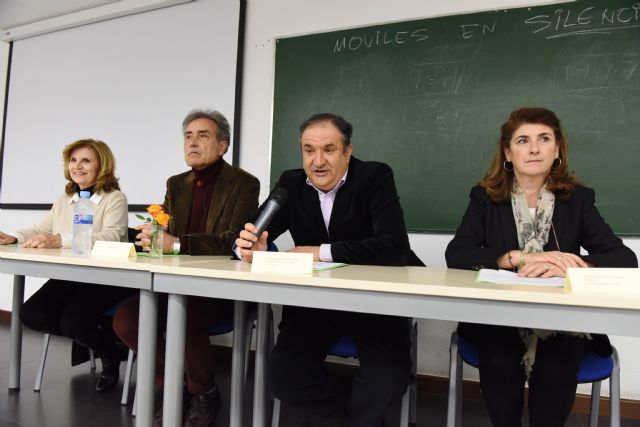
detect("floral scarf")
[511,181,589,376]
[510,181,555,254]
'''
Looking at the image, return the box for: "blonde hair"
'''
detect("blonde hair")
[63,139,120,195]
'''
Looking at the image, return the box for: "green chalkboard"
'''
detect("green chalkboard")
[271,0,640,234]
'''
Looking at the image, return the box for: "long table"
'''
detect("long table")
[3,248,639,427]
[150,260,640,427]
[0,247,224,427]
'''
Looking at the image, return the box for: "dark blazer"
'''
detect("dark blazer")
[446,185,637,270]
[446,185,638,356]
[164,160,259,255]
[264,157,423,267]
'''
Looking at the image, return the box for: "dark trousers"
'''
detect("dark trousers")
[268,307,412,427]
[458,323,588,427]
[112,294,233,395]
[20,278,137,339]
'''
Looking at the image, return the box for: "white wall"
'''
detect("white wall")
[238,0,640,399]
[1,0,639,400]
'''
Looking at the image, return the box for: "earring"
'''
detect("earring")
[503,160,513,172]
[551,158,562,170]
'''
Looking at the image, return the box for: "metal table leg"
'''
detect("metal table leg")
[230,300,248,427]
[252,302,270,427]
[163,293,188,427]
[136,289,158,427]
[9,275,25,390]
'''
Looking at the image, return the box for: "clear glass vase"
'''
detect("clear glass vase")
[149,223,163,258]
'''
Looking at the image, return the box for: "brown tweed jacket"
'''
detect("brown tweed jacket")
[163,160,259,255]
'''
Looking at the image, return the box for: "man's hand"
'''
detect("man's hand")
[0,231,18,245]
[134,223,176,253]
[288,246,320,262]
[23,233,61,248]
[234,223,268,263]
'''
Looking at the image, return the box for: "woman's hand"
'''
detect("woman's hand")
[518,251,588,278]
[22,233,62,248]
[0,231,18,245]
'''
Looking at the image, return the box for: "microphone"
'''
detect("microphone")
[253,187,288,239]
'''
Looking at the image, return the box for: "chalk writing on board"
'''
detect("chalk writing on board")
[460,22,497,39]
[524,3,640,39]
[333,29,428,53]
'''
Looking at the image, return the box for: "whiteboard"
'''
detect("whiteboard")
[1,0,241,206]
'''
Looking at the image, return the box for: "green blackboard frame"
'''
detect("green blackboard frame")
[271,0,640,234]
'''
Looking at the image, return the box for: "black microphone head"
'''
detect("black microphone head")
[270,187,288,206]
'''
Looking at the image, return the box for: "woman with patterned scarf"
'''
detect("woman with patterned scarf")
[445,107,637,427]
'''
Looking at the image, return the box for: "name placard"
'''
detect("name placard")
[565,268,640,294]
[251,251,313,274]
[91,241,137,258]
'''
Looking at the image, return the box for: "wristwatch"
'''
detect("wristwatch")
[173,237,181,255]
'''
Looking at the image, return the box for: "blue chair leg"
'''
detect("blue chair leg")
[447,331,463,427]
[609,347,621,427]
[121,349,135,405]
[34,333,51,392]
[589,380,601,427]
[271,398,282,427]
[409,320,418,425]
[89,348,96,370]
[400,319,418,426]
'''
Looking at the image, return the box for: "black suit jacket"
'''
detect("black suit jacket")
[446,185,637,270]
[264,157,423,267]
[164,160,259,255]
[445,185,637,356]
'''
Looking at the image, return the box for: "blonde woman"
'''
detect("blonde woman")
[0,139,134,392]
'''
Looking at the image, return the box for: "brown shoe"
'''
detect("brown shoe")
[183,388,222,427]
[151,387,192,427]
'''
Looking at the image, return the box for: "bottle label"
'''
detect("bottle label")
[73,214,94,224]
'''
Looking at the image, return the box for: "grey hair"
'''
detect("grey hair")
[182,109,231,144]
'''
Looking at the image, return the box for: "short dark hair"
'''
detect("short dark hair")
[182,109,231,143]
[299,113,353,147]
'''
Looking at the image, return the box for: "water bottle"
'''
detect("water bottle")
[72,191,94,255]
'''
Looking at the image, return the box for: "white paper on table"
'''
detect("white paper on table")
[477,269,565,287]
[313,262,348,272]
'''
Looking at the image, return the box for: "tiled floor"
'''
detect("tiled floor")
[0,323,638,426]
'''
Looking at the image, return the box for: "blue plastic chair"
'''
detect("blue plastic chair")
[271,319,418,426]
[447,331,621,427]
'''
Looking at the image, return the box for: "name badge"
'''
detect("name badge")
[251,251,313,274]
[91,241,137,258]
[565,267,640,294]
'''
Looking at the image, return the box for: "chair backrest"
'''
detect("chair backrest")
[207,302,258,336]
[329,318,417,360]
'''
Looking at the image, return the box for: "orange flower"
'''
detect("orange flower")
[155,212,170,226]
[147,204,163,218]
